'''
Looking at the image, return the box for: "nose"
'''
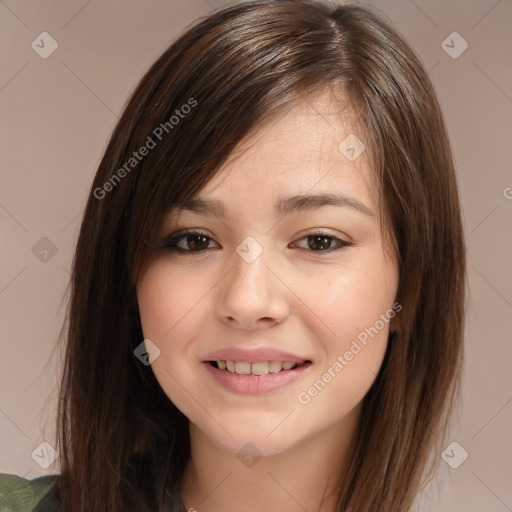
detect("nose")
[216,248,290,330]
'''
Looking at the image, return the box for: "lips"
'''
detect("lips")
[201,346,312,394]
[204,358,312,394]
[202,346,310,364]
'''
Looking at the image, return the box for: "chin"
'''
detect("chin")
[196,418,300,457]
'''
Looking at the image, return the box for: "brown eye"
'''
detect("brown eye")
[294,232,352,252]
[306,235,334,251]
[161,231,218,253]
[183,234,211,251]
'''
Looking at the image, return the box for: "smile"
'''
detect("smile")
[204,360,312,394]
[210,360,308,375]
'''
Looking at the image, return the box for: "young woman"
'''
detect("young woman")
[0,1,466,510]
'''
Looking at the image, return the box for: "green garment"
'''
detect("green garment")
[0,473,58,512]
[0,472,187,511]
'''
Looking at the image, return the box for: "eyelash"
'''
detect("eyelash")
[160,229,352,254]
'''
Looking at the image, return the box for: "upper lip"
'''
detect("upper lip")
[202,347,310,363]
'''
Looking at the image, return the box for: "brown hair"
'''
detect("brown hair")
[55,1,467,510]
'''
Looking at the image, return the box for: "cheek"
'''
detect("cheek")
[137,261,205,342]
[137,263,207,417]
[304,255,398,379]
[314,268,396,340]
[295,271,395,417]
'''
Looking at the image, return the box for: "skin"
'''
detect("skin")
[136,88,400,512]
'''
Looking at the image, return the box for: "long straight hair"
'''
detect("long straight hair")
[55,1,467,510]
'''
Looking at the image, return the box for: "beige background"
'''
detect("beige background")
[1,0,511,510]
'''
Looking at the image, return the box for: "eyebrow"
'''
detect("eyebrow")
[173,193,375,219]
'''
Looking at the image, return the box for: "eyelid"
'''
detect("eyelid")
[290,229,352,251]
[293,228,349,242]
[163,228,212,239]
[160,228,219,249]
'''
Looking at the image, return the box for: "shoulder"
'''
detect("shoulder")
[0,472,60,512]
[0,473,188,511]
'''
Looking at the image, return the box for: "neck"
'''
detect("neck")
[180,405,361,512]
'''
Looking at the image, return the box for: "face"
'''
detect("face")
[136,89,400,457]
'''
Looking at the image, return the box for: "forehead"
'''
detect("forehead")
[183,88,378,216]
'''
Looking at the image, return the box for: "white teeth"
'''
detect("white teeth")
[251,362,269,376]
[268,360,282,373]
[235,362,251,375]
[215,360,305,375]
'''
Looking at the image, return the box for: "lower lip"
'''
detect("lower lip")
[203,362,312,395]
